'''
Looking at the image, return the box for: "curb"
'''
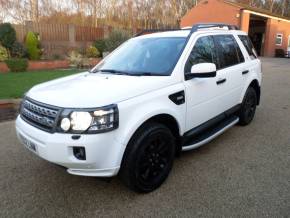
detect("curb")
[0,98,22,104]
[0,99,21,110]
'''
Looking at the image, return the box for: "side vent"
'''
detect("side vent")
[169,91,185,105]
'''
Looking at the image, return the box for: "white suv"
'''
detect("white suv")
[16,24,262,193]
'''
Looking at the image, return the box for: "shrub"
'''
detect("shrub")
[25,31,41,60]
[0,23,16,50]
[94,39,107,56]
[68,50,84,68]
[0,45,8,61]
[10,41,28,58]
[52,54,61,60]
[86,46,100,58]
[5,58,28,72]
[105,29,130,52]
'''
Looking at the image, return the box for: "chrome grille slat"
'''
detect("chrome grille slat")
[20,99,60,132]
[23,100,58,118]
[22,108,54,127]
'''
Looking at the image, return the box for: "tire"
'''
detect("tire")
[119,122,176,193]
[238,86,257,126]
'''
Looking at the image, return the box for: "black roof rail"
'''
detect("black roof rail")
[190,23,239,32]
[134,23,239,37]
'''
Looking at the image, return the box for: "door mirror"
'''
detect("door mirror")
[186,63,217,80]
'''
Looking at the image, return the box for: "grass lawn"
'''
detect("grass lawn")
[0,69,84,99]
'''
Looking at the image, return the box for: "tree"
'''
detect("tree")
[0,23,16,50]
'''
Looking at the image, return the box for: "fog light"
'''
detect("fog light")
[73,147,86,160]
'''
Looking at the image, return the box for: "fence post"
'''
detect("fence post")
[69,24,76,47]
[104,25,110,38]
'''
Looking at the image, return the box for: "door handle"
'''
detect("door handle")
[216,78,226,85]
[242,70,249,75]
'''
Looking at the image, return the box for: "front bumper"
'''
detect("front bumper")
[15,115,124,177]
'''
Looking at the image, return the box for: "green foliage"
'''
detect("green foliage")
[52,54,61,60]
[25,31,41,60]
[86,46,100,58]
[105,29,130,52]
[0,23,16,50]
[94,39,107,56]
[0,45,8,62]
[10,41,28,58]
[5,58,28,72]
[67,50,87,68]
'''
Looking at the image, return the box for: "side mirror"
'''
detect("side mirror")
[186,63,217,80]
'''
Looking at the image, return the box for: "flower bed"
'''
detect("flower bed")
[0,58,101,73]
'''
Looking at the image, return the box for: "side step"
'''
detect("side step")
[182,116,239,151]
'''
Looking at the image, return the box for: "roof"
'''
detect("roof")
[223,0,290,21]
[137,30,190,38]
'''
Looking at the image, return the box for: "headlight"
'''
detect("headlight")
[71,112,92,131]
[59,104,118,134]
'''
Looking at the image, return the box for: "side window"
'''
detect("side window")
[238,35,258,59]
[184,36,217,73]
[213,35,242,69]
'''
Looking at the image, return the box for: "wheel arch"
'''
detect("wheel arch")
[120,113,183,161]
[240,79,261,105]
[249,79,261,105]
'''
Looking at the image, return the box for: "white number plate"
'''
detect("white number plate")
[19,133,37,153]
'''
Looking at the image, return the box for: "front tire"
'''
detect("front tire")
[238,86,257,126]
[119,122,176,193]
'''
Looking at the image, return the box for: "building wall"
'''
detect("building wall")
[180,0,241,28]
[263,18,290,56]
[180,0,290,57]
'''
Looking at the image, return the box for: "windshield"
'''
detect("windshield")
[94,37,186,76]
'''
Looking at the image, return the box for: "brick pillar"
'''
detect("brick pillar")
[240,11,250,33]
[263,19,274,57]
[69,24,76,47]
[25,21,33,32]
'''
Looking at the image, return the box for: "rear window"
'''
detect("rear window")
[213,35,244,69]
[238,35,258,59]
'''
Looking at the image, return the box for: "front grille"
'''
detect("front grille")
[20,98,61,132]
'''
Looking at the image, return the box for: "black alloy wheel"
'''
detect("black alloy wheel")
[239,86,257,126]
[119,122,175,193]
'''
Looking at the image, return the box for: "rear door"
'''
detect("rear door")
[212,34,245,111]
[236,34,261,99]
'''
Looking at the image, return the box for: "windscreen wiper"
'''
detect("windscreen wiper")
[99,69,132,75]
[131,72,167,76]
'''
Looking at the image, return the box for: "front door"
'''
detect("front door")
[184,35,223,130]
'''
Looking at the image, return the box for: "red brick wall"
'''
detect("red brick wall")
[180,0,241,28]
[264,18,290,56]
[0,58,101,73]
[0,62,9,73]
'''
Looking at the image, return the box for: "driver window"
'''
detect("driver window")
[185,36,217,73]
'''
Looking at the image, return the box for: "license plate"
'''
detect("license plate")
[19,133,37,153]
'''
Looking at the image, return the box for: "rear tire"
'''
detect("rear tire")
[119,122,175,193]
[238,86,257,126]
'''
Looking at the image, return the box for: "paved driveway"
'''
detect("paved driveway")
[0,58,289,217]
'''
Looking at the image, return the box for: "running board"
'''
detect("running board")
[182,116,239,151]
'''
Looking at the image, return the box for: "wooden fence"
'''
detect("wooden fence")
[12,22,105,42]
[11,22,106,58]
